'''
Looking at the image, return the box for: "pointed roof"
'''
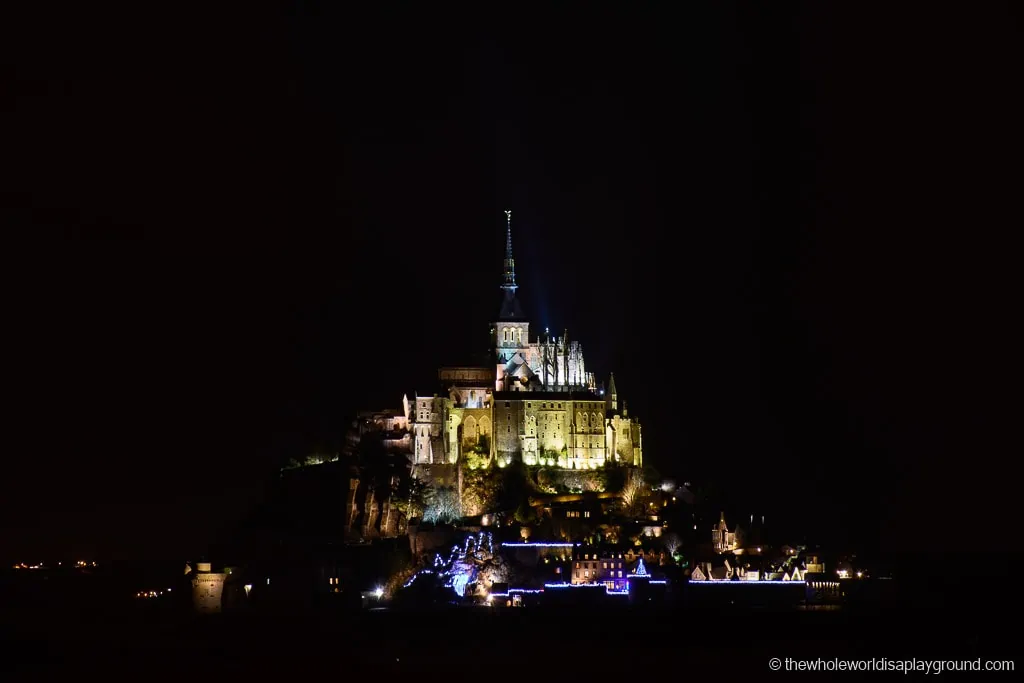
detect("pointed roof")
[607,372,618,397]
[502,209,516,290]
[498,210,526,321]
[499,292,525,320]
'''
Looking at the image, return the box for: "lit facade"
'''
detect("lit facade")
[712,512,739,553]
[408,211,644,470]
[190,562,226,614]
[572,549,628,591]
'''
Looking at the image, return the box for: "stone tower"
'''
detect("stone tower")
[191,562,227,614]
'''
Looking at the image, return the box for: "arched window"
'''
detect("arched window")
[478,415,491,436]
[502,329,508,342]
[516,328,522,343]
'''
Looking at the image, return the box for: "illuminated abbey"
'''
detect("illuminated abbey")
[405,211,643,470]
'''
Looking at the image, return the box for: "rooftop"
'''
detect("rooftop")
[492,390,603,401]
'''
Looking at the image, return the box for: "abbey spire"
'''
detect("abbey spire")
[403,208,642,470]
[498,209,525,320]
[502,209,516,291]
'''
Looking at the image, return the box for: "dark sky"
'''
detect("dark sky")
[3,3,1018,563]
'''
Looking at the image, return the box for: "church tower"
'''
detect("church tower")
[606,372,619,412]
[494,210,529,389]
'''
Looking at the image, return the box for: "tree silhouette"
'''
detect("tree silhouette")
[423,485,461,524]
[663,532,683,557]
[620,468,646,516]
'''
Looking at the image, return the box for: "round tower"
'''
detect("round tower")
[191,562,227,614]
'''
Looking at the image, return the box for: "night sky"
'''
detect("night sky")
[4,3,1018,564]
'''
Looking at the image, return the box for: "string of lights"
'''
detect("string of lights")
[688,580,807,585]
[409,532,498,597]
[544,582,630,596]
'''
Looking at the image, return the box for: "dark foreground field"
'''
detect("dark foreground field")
[3,600,1018,679]
[4,560,1021,679]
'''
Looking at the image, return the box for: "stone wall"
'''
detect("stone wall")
[568,398,606,467]
[344,478,406,541]
[192,570,226,614]
[536,467,608,493]
[345,478,360,537]
[412,396,444,464]
[460,407,492,450]
[499,544,571,568]
[412,463,457,488]
[493,399,524,464]
[407,524,459,557]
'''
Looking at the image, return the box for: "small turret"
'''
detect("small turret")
[606,373,618,412]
